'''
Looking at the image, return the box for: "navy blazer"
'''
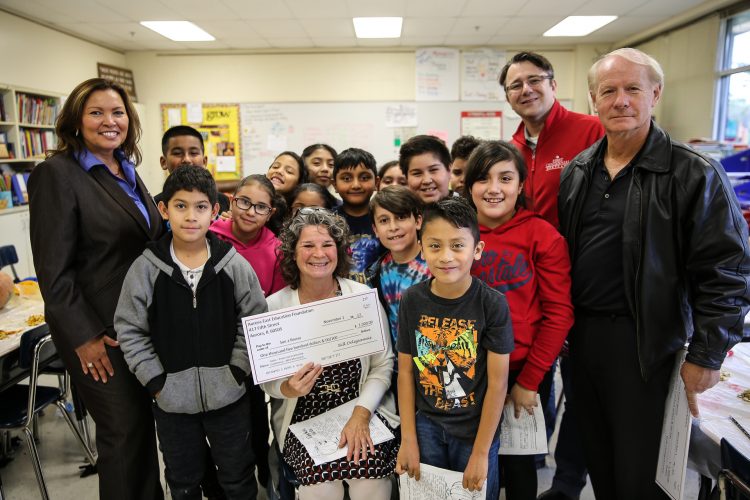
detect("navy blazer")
[28,152,163,352]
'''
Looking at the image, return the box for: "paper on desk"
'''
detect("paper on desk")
[498,394,548,455]
[399,463,486,500]
[288,399,395,466]
[656,348,691,500]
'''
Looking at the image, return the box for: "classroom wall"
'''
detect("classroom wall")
[0,10,126,95]
[634,14,721,142]
[125,47,606,192]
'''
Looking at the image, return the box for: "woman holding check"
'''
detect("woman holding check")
[260,208,399,500]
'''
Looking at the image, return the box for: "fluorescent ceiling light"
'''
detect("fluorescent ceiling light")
[544,16,617,37]
[353,17,403,38]
[140,21,215,41]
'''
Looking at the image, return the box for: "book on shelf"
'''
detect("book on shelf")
[0,97,5,121]
[10,172,30,205]
[16,93,58,126]
[20,129,55,158]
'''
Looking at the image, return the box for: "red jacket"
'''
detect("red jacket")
[471,208,574,391]
[511,100,604,228]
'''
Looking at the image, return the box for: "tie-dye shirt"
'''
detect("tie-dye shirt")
[377,252,431,346]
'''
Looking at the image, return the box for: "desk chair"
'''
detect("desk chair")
[0,246,23,283]
[719,438,750,499]
[0,330,97,500]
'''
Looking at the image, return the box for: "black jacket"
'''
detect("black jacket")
[559,121,750,380]
[115,231,268,414]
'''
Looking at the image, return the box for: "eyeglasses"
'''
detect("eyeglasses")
[232,197,272,215]
[505,75,553,94]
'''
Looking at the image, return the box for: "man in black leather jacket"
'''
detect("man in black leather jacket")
[558,48,750,500]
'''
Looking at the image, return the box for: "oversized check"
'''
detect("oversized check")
[242,289,387,384]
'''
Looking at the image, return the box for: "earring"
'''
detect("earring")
[75,129,80,137]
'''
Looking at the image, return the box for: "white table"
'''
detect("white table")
[689,342,750,480]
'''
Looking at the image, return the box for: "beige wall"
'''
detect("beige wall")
[0,10,125,94]
[635,14,720,141]
[1,6,723,193]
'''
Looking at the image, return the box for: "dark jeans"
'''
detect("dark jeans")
[415,412,500,500]
[570,314,671,500]
[152,394,258,500]
[550,355,588,498]
[500,367,554,500]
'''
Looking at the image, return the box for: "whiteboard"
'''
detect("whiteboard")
[238,100,572,176]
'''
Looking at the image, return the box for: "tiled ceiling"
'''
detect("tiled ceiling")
[0,0,726,52]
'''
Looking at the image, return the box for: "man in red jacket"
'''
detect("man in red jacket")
[501,52,604,229]
[500,52,603,500]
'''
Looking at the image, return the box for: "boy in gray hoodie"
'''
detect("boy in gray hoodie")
[115,166,267,500]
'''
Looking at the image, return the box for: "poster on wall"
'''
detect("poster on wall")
[416,48,460,101]
[461,49,505,101]
[461,111,502,140]
[160,103,242,180]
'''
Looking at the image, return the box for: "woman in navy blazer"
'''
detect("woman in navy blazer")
[28,78,163,500]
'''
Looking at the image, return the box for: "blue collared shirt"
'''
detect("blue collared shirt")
[76,148,150,228]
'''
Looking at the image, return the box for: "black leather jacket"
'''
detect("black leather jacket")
[558,122,750,380]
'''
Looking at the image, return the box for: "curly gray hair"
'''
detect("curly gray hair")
[279,208,352,289]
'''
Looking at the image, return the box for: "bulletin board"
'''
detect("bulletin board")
[162,100,572,178]
[160,103,242,181]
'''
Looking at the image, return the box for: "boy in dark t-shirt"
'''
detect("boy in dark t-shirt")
[395,197,513,500]
[332,147,383,283]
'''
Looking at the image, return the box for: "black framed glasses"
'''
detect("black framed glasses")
[232,197,272,215]
[505,74,553,94]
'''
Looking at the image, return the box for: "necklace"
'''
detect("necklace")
[299,279,339,304]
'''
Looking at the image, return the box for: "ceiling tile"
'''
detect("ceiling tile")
[221,37,273,49]
[627,0,706,18]
[246,18,307,38]
[284,0,350,19]
[574,0,648,16]
[157,0,238,21]
[461,0,525,17]
[32,0,130,23]
[196,20,260,39]
[450,17,507,36]
[402,17,456,37]
[220,0,293,19]
[405,0,468,18]
[498,16,563,36]
[0,0,78,24]
[103,0,175,22]
[346,0,405,17]
[516,0,588,17]
[299,18,354,37]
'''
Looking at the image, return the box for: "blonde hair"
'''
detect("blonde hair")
[588,48,664,93]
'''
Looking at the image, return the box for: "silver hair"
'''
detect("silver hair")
[278,208,352,288]
[588,47,665,93]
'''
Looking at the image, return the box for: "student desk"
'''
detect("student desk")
[689,342,750,483]
[0,293,47,392]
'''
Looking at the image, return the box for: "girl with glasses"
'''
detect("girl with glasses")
[210,174,286,298]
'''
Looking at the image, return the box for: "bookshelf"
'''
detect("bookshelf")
[0,84,63,166]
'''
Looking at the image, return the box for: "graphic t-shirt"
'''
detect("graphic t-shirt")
[396,277,514,440]
[335,207,383,282]
[378,252,431,345]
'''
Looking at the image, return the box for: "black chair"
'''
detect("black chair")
[719,437,750,499]
[0,330,96,500]
[0,246,23,283]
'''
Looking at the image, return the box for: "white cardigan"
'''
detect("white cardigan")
[261,277,399,450]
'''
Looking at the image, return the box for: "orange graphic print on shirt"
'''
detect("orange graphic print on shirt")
[413,314,479,411]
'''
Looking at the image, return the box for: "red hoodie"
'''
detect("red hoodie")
[511,100,604,228]
[209,219,286,297]
[471,208,573,391]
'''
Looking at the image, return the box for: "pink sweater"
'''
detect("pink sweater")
[209,219,286,297]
